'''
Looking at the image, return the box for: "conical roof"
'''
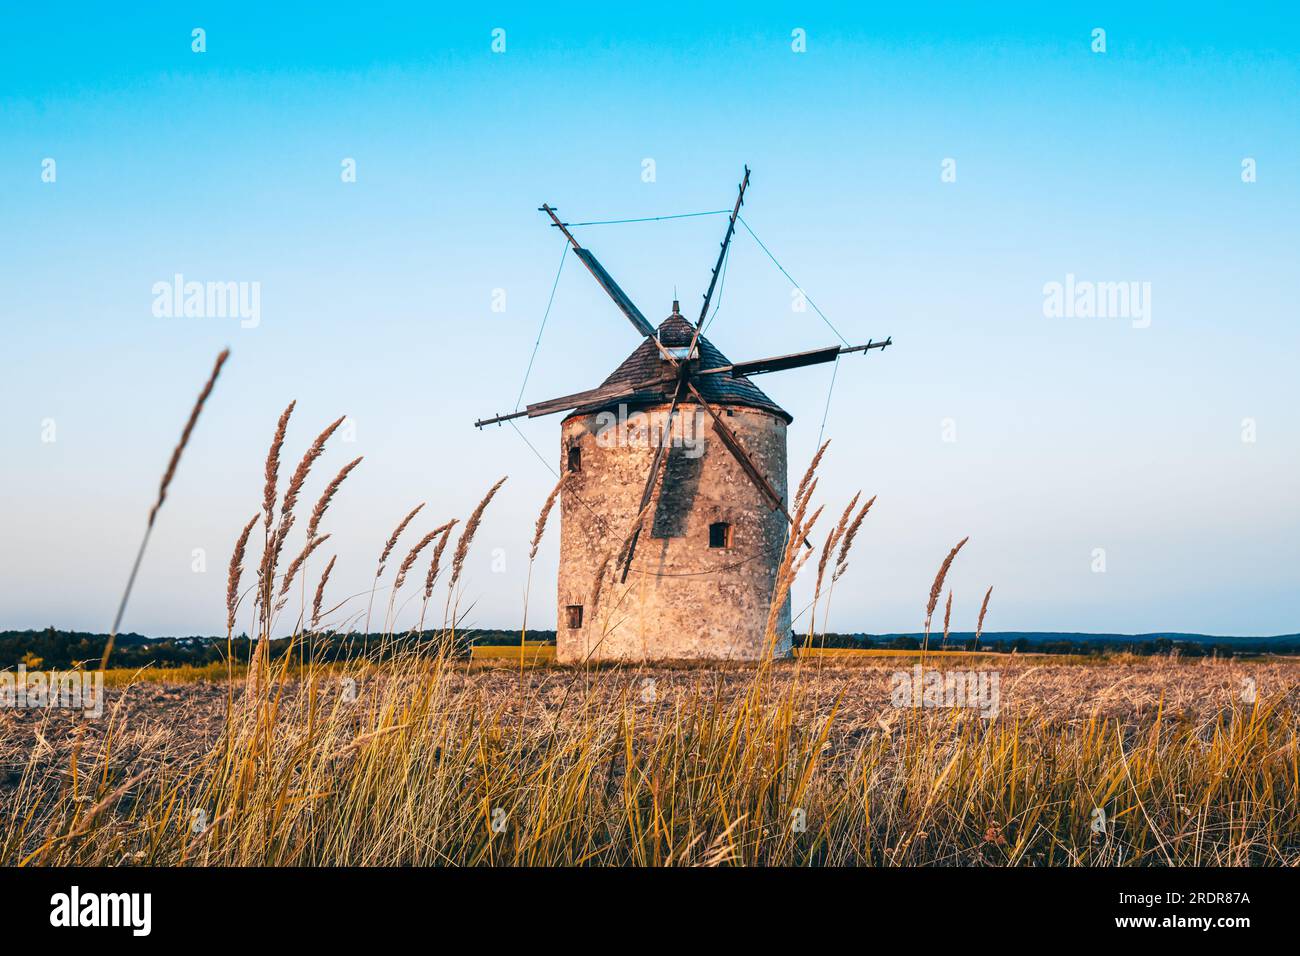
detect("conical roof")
[585,307,793,424]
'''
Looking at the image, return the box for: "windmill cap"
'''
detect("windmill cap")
[581,311,792,424]
[658,310,696,347]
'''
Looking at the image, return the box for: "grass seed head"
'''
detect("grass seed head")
[311,554,338,630]
[396,521,456,593]
[378,503,425,576]
[975,586,994,644]
[150,349,229,528]
[279,534,331,600]
[530,477,564,562]
[281,415,344,523]
[263,400,296,531]
[226,513,259,633]
[423,522,458,601]
[305,456,363,543]
[449,477,507,592]
[794,440,829,511]
[833,494,876,581]
[816,492,860,599]
[925,536,970,632]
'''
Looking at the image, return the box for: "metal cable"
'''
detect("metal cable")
[513,243,569,412]
[737,215,851,347]
[559,209,729,227]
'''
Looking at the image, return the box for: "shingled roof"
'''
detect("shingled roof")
[581,307,793,424]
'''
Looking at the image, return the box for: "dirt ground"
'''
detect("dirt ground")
[3,655,1296,786]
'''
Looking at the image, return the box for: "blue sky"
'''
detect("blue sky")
[2,3,1297,637]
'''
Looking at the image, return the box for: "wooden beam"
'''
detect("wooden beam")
[539,203,656,338]
[474,375,670,428]
[617,378,687,582]
[686,382,811,549]
[696,165,750,328]
[695,338,892,379]
[696,345,842,378]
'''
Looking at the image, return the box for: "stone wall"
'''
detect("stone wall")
[556,402,791,662]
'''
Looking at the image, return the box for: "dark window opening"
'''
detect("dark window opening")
[567,445,581,472]
[566,604,584,629]
[708,522,733,549]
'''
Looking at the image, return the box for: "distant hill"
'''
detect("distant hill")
[0,628,552,669]
[873,631,1300,646]
[805,631,1300,655]
[1,627,1296,669]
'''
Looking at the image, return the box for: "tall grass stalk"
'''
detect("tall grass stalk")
[103,349,229,671]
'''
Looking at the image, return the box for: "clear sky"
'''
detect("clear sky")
[2,3,1297,638]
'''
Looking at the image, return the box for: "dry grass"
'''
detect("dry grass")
[1,653,1296,866]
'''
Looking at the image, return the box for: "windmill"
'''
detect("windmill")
[475,167,891,662]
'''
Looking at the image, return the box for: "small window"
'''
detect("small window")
[566,604,584,629]
[567,445,581,472]
[708,522,733,549]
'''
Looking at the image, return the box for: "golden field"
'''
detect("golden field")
[2,651,1296,866]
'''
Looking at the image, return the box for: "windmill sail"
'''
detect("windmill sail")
[475,379,667,428]
[538,203,656,338]
[697,340,892,379]
[702,345,842,377]
[572,248,656,338]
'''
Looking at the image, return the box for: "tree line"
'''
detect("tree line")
[2,627,1292,670]
[0,628,555,670]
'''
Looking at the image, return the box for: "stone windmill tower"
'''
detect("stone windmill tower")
[476,168,890,662]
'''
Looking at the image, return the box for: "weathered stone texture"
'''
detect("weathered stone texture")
[557,403,791,662]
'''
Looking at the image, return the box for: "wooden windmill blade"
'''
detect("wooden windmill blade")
[697,345,842,378]
[696,337,892,379]
[540,204,656,338]
[571,249,656,338]
[475,379,669,429]
[694,165,749,328]
[524,380,665,419]
[477,203,669,430]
